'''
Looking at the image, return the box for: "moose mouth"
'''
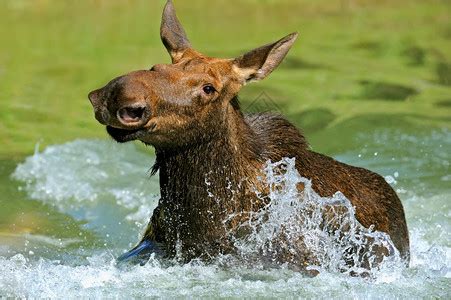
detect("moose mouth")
[106,126,144,143]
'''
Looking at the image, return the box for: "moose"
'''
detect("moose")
[88,0,409,274]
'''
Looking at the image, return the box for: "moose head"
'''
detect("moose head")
[88,0,298,149]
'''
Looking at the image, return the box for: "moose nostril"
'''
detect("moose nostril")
[118,106,147,124]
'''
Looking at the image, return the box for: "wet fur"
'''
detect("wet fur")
[88,0,410,273]
[143,98,410,267]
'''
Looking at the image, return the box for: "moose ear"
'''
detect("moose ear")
[160,0,191,62]
[233,32,298,83]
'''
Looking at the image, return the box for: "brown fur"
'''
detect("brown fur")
[88,0,409,271]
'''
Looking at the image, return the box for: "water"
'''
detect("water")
[230,158,401,277]
[1,128,450,298]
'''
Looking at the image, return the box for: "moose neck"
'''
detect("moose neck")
[151,99,265,256]
[154,98,263,223]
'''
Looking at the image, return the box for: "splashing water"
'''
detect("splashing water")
[232,158,401,277]
[2,128,450,298]
[12,140,159,226]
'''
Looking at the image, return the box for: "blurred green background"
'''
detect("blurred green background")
[0,0,449,158]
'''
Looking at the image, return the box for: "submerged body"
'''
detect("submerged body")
[89,0,409,274]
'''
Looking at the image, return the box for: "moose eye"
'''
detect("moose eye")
[202,85,216,95]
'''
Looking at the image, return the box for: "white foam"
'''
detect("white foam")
[0,239,449,299]
[230,158,402,277]
[12,140,160,224]
[4,132,451,298]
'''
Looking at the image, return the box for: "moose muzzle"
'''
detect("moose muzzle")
[88,88,151,128]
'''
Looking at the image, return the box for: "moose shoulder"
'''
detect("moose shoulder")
[88,0,409,274]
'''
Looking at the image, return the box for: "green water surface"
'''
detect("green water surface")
[0,0,449,298]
